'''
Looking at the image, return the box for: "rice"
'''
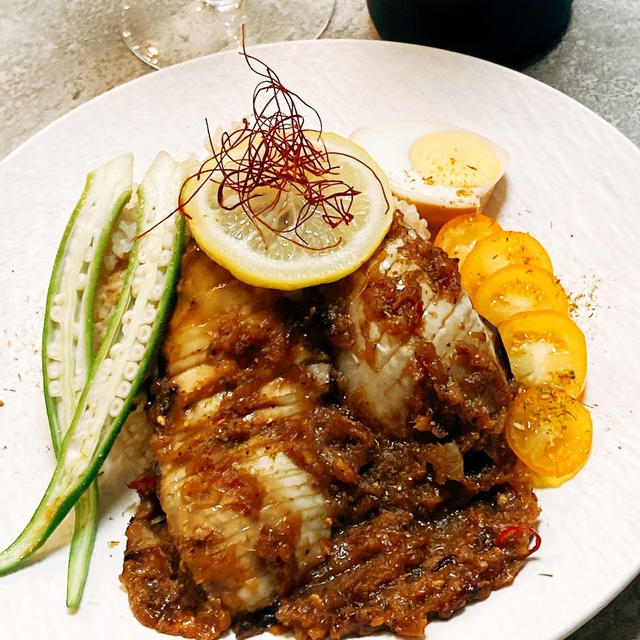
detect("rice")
[393,196,431,241]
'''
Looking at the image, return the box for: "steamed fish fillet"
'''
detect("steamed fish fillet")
[149,244,333,615]
[121,217,539,640]
[327,208,510,442]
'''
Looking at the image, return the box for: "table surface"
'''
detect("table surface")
[0,1,638,639]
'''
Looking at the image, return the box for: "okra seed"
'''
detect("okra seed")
[123,362,138,381]
[48,343,62,360]
[150,284,163,301]
[83,246,94,262]
[109,398,124,418]
[50,306,63,322]
[131,342,145,361]
[116,380,132,399]
[143,305,156,323]
[102,358,114,374]
[137,325,152,343]
[110,343,124,358]
[48,381,62,397]
[48,363,61,379]
[103,254,117,272]
[131,277,142,296]
[76,273,88,290]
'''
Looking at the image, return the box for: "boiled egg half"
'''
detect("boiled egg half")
[350,121,509,230]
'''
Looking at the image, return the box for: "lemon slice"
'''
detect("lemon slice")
[180,132,393,290]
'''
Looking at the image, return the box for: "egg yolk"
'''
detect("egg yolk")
[409,131,501,189]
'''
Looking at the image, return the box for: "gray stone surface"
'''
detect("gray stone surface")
[526,0,640,148]
[0,0,637,638]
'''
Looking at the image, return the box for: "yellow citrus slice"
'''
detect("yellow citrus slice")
[506,384,592,480]
[180,131,393,290]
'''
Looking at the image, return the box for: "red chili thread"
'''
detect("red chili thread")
[495,524,542,556]
[175,29,389,251]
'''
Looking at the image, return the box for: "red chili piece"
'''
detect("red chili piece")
[127,474,158,496]
[495,524,541,556]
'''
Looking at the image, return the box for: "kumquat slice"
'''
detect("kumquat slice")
[530,469,583,489]
[499,310,587,398]
[460,230,553,299]
[433,213,503,266]
[506,384,592,480]
[472,264,569,327]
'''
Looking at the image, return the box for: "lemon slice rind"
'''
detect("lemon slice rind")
[182,132,393,290]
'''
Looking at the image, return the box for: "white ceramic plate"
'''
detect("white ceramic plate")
[0,40,638,640]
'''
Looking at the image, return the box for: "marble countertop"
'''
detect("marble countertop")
[0,1,638,638]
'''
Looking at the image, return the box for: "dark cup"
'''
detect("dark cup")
[367,0,572,68]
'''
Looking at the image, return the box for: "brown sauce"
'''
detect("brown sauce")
[121,216,539,640]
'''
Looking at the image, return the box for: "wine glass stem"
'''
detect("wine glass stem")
[204,0,242,10]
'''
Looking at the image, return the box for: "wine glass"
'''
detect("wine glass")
[121,0,336,69]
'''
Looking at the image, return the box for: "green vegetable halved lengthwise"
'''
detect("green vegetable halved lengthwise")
[42,153,134,608]
[0,151,185,583]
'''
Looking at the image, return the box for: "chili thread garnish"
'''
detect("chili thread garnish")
[495,524,541,556]
[139,29,389,246]
[175,28,387,251]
